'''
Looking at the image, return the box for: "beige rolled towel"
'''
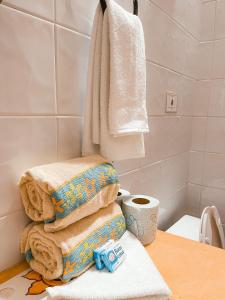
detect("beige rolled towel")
[19,155,119,232]
[20,203,126,282]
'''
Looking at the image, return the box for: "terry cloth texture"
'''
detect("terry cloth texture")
[20,203,126,282]
[19,155,119,232]
[82,0,149,161]
[46,231,171,300]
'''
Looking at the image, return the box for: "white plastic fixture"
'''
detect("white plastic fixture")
[166,91,177,113]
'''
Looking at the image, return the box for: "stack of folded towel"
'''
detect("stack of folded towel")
[20,155,126,282]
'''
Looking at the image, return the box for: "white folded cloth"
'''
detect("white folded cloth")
[82,0,149,161]
[46,231,171,300]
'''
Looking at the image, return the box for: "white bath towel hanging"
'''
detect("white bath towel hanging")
[82,0,149,161]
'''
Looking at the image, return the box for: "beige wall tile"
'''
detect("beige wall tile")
[189,151,204,184]
[0,117,57,217]
[200,1,216,41]
[57,117,82,161]
[212,39,225,79]
[3,0,54,21]
[192,80,210,116]
[203,153,225,189]
[161,152,189,199]
[144,117,191,164]
[55,0,98,35]
[187,183,201,217]
[150,0,201,38]
[0,211,29,271]
[191,117,207,151]
[56,26,90,115]
[208,80,225,116]
[215,0,225,39]
[206,117,225,153]
[196,42,213,80]
[0,6,56,114]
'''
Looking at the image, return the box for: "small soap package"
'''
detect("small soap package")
[100,241,126,272]
[93,239,114,270]
[94,240,126,272]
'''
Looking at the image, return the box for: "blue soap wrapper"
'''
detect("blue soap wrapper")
[93,239,114,270]
[100,241,126,272]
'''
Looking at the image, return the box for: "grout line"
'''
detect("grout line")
[190,150,225,156]
[53,0,59,160]
[148,0,200,42]
[0,115,82,118]
[148,115,192,118]
[192,115,225,118]
[0,114,193,118]
[146,59,197,81]
[1,3,90,39]
[189,182,225,193]
[55,23,90,40]
[119,151,189,177]
[2,2,55,23]
[0,208,25,220]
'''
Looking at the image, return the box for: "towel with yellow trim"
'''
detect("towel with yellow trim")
[20,203,126,282]
[19,155,119,232]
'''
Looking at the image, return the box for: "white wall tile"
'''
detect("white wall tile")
[191,117,207,151]
[187,183,201,217]
[161,152,189,199]
[203,153,225,189]
[0,6,56,114]
[215,0,225,39]
[114,158,141,175]
[144,117,191,165]
[55,0,98,35]
[0,211,29,271]
[147,63,194,116]
[212,39,225,79]
[200,1,216,41]
[208,80,225,116]
[189,151,204,184]
[206,117,225,153]
[158,186,187,230]
[56,26,90,115]
[192,80,210,116]
[119,162,162,199]
[3,0,54,21]
[142,1,187,75]
[201,187,225,223]
[196,42,213,80]
[0,117,57,217]
[150,0,201,38]
[57,117,82,161]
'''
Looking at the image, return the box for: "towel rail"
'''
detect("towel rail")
[100,0,138,15]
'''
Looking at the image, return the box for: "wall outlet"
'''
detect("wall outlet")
[166,91,177,113]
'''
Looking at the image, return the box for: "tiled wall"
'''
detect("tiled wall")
[119,0,199,230]
[0,0,200,270]
[188,0,225,232]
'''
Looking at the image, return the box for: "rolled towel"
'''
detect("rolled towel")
[19,155,119,232]
[20,203,126,282]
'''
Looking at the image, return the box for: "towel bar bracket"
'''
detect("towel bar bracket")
[100,0,138,15]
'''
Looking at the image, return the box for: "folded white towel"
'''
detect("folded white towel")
[82,0,149,161]
[107,0,149,137]
[46,231,171,300]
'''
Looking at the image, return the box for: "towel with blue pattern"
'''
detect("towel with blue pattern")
[19,155,119,232]
[20,203,126,282]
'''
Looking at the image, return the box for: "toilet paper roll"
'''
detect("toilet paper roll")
[122,195,159,245]
[116,189,131,206]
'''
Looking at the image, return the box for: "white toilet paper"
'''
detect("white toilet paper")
[116,189,130,206]
[122,195,159,245]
